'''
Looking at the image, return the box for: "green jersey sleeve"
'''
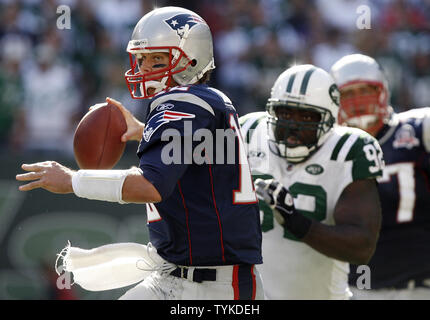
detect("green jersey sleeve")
[346,133,384,181]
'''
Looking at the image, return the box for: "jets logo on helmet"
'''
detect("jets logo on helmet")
[164,14,206,38]
[143,110,195,142]
[329,84,340,106]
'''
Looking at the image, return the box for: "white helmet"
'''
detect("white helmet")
[266,64,340,163]
[125,6,216,99]
[330,54,390,134]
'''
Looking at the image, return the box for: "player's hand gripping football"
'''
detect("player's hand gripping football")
[255,178,312,239]
[96,97,145,142]
[16,161,74,194]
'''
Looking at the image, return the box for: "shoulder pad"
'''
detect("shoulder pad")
[239,112,267,143]
[330,127,384,181]
[149,91,215,116]
[396,107,430,122]
[207,87,234,107]
[329,127,371,162]
[420,109,430,152]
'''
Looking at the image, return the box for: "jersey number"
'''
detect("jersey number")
[363,143,384,173]
[261,182,327,241]
[378,162,415,223]
[229,115,258,204]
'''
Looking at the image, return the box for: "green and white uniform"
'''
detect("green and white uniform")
[240,112,384,300]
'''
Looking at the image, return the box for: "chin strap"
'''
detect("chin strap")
[141,80,167,96]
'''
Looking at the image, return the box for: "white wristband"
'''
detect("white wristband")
[72,169,132,204]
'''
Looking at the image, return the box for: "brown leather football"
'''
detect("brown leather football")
[73,102,127,169]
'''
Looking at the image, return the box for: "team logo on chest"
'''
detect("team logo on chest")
[249,150,266,159]
[393,123,419,149]
[305,164,324,175]
[143,110,195,142]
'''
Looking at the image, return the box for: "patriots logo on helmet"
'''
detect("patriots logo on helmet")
[164,14,206,38]
[143,110,195,142]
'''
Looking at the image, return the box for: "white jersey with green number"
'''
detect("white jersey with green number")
[239,112,383,300]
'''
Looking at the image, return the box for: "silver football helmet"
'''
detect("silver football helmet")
[125,7,215,99]
[266,64,339,163]
[330,54,390,135]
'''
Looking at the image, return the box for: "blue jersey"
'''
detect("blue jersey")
[350,108,430,288]
[137,84,262,266]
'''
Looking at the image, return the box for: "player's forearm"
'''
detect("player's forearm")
[71,167,161,204]
[122,169,162,203]
[302,222,377,265]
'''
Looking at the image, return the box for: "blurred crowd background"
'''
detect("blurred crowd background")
[0,0,429,157]
[0,0,429,300]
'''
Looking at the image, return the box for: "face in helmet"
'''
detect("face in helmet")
[266,65,339,163]
[272,106,322,149]
[330,54,390,137]
[125,6,216,99]
[133,51,175,97]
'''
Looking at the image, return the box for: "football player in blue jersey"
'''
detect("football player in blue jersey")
[15,6,263,300]
[331,53,430,299]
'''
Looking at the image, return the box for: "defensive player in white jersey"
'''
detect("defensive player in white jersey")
[239,64,384,299]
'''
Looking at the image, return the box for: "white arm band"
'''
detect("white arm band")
[72,169,132,204]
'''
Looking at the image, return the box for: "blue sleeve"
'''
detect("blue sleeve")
[137,98,216,199]
[138,143,189,199]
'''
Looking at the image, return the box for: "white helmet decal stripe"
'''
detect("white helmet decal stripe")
[286,72,297,93]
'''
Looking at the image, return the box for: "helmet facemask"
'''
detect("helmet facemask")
[330,54,391,136]
[267,101,335,163]
[338,81,389,136]
[124,46,194,99]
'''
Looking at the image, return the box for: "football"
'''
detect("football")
[73,102,127,169]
